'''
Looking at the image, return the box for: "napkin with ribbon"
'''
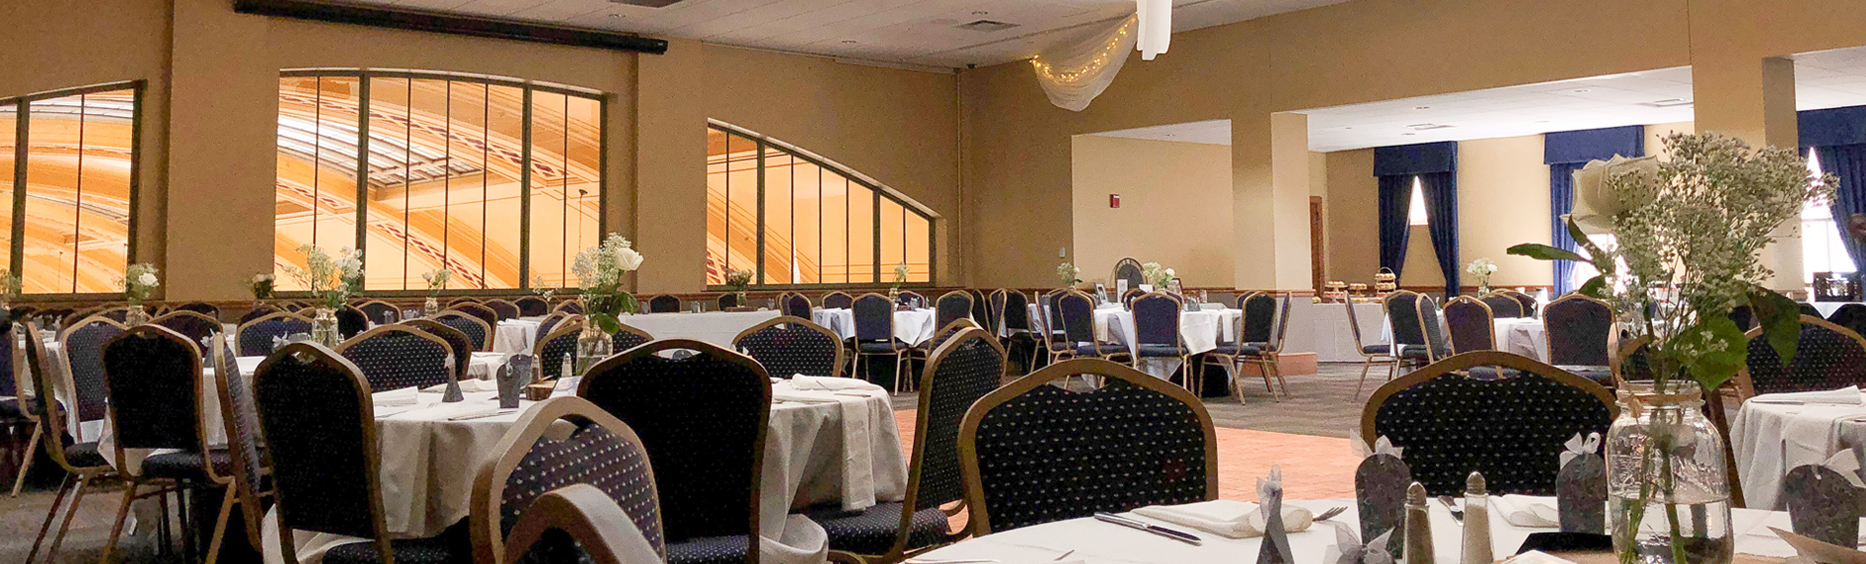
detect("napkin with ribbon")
[1822,448,1866,488]
[1350,431,1405,460]
[1754,386,1863,405]
[1129,499,1314,539]
[372,386,420,406]
[1321,521,1394,564]
[1492,495,1561,528]
[1560,432,1601,469]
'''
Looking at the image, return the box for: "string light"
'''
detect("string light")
[1029,17,1134,86]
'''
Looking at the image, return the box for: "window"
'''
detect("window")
[275,71,601,292]
[1,83,140,294]
[705,122,934,287]
[1407,177,1429,226]
[1804,151,1855,282]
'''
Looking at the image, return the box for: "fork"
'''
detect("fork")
[1312,506,1348,522]
[1436,496,1464,522]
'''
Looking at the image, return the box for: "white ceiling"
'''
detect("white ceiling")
[1086,119,1230,145]
[361,0,1352,68]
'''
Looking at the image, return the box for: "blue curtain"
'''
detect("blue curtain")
[1378,175,1413,276]
[1815,144,1866,273]
[1549,162,1581,294]
[1419,171,1459,298]
[1543,126,1644,295]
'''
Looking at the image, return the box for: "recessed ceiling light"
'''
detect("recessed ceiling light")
[972,10,989,15]
[842,40,858,44]
[1343,127,1353,130]
[1572,89,1591,93]
[1413,106,1430,110]
[608,13,622,18]
[1401,133,1416,136]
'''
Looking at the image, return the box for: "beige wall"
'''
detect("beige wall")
[1324,149,1377,283]
[1069,135,1233,287]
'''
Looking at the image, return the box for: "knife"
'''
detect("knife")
[1093,512,1202,545]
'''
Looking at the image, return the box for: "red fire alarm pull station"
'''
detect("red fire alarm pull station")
[1110,194,1121,208]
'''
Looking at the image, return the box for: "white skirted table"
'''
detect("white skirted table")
[812,308,938,346]
[491,318,542,354]
[616,309,782,348]
[1493,317,1548,361]
[1023,304,1238,378]
[1730,387,1866,510]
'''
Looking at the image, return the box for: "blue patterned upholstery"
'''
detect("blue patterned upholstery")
[238,314,313,357]
[912,332,1004,513]
[1058,293,1120,360]
[1481,295,1524,318]
[538,327,581,380]
[555,301,585,315]
[1132,294,1185,358]
[853,294,897,350]
[822,293,853,310]
[1442,298,1495,353]
[64,318,126,425]
[1112,259,1144,290]
[1240,294,1278,344]
[807,503,946,556]
[485,300,521,321]
[253,345,381,539]
[1370,368,1612,496]
[501,421,663,556]
[153,311,221,352]
[648,295,681,313]
[323,537,466,564]
[1745,318,1866,395]
[338,307,369,339]
[516,297,551,317]
[935,293,973,331]
[735,319,840,378]
[436,313,490,351]
[1384,293,1427,350]
[102,328,202,453]
[451,303,500,330]
[783,294,812,319]
[1545,296,1613,366]
[611,326,652,353]
[339,328,452,391]
[998,291,1029,333]
[409,320,473,380]
[1418,299,1453,361]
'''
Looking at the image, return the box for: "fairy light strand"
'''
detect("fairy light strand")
[1029,17,1134,86]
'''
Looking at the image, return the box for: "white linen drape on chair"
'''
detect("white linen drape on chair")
[1029,15,1137,112]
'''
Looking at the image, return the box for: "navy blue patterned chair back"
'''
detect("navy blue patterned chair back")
[63,317,128,427]
[436,312,491,351]
[237,312,313,357]
[407,319,473,380]
[240,305,284,324]
[1418,298,1452,360]
[0,322,15,398]
[534,313,568,343]
[356,301,399,324]
[896,291,924,308]
[611,324,653,353]
[853,294,895,344]
[1112,258,1145,290]
[1132,293,1181,349]
[1442,297,1495,354]
[1240,293,1277,344]
[1057,292,1097,345]
[912,329,1005,512]
[1120,289,1145,309]
[173,302,219,319]
[485,300,521,321]
[971,289,993,333]
[734,317,842,379]
[515,297,550,317]
[1365,351,1614,496]
[555,300,585,315]
[253,343,385,539]
[783,294,812,319]
[152,310,221,353]
[647,295,681,313]
[1384,292,1426,348]
[822,292,853,310]
[1000,291,1030,333]
[576,340,769,545]
[1270,293,1293,349]
[337,326,453,391]
[212,342,271,546]
[1043,291,1066,336]
[717,293,739,310]
[935,292,974,331]
[475,397,664,564]
[961,359,1215,534]
[1742,316,1866,397]
[451,303,501,331]
[537,322,583,380]
[1480,294,1524,318]
[102,325,203,453]
[1545,295,1614,366]
[337,306,369,339]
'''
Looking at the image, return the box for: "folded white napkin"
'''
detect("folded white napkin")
[424,379,492,394]
[372,386,419,406]
[1492,495,1560,528]
[1129,499,1313,539]
[1755,386,1863,405]
[790,375,874,392]
[445,406,512,421]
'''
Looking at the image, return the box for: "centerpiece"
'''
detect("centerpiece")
[1057,262,1082,289]
[248,272,275,305]
[1509,132,1831,564]
[1465,258,1498,294]
[421,269,450,317]
[284,245,364,347]
[1140,261,1175,291]
[122,263,160,325]
[569,233,644,375]
[723,268,754,310]
[0,269,20,323]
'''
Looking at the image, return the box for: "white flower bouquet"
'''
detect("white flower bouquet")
[122,263,160,304]
[1465,258,1498,291]
[286,245,364,310]
[421,269,450,298]
[249,273,275,300]
[1140,262,1176,289]
[570,233,645,334]
[1057,262,1082,287]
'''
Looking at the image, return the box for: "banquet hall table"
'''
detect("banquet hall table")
[1023,304,1237,378]
[1730,387,1866,510]
[618,309,782,348]
[915,498,1802,564]
[491,317,542,354]
[813,308,938,346]
[260,375,904,564]
[1493,317,1548,361]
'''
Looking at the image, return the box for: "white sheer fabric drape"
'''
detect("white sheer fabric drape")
[1029,15,1137,112]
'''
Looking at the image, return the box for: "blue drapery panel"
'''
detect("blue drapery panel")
[1377,175,1413,276]
[1419,171,1459,298]
[1801,106,1866,149]
[1814,145,1866,275]
[1374,142,1457,176]
[1543,126,1644,296]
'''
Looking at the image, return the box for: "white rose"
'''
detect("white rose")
[615,248,644,271]
[1164,268,1175,277]
[1570,155,1659,234]
[138,272,158,287]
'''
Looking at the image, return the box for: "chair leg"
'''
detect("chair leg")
[99,479,141,564]
[204,484,238,564]
[1354,358,1374,398]
[25,472,73,564]
[1271,355,1290,397]
[45,474,94,564]
[11,424,39,497]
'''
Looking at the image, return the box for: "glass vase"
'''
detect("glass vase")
[422,297,440,317]
[575,324,611,377]
[311,307,342,348]
[1608,381,1733,564]
[125,304,149,326]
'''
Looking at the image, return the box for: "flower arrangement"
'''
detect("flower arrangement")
[122,263,160,304]
[723,268,754,294]
[0,268,21,301]
[1465,258,1498,292]
[249,273,275,300]
[1509,132,1832,564]
[285,245,365,310]
[421,269,450,298]
[531,275,557,302]
[1140,262,1175,289]
[892,263,910,287]
[570,233,645,335]
[1057,262,1082,287]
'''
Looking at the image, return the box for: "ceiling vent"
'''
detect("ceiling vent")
[955,20,1020,32]
[1406,123,1454,131]
[1641,98,1694,108]
[609,0,685,7]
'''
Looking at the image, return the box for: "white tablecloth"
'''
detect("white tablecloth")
[492,318,541,354]
[1493,317,1548,361]
[812,308,938,346]
[261,377,902,564]
[619,310,782,348]
[916,498,1803,563]
[1293,302,1386,362]
[1810,302,1857,319]
[1730,389,1866,510]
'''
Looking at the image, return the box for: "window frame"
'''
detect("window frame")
[276,69,607,297]
[3,80,145,299]
[705,121,937,291]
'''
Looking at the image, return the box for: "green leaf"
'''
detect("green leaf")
[1747,284,1802,366]
[1507,243,1589,263]
[1566,218,1613,268]
[1577,275,1609,300]
[1670,316,1749,391]
[589,312,621,335]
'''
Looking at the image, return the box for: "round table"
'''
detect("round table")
[812,308,937,346]
[1493,317,1548,361]
[491,318,541,354]
[619,309,784,348]
[1730,388,1866,510]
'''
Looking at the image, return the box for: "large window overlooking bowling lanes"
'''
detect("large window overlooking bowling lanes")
[706,121,934,287]
[275,70,602,293]
[0,82,141,295]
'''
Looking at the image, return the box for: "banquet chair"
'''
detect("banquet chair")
[435,311,493,352]
[1362,351,1615,496]
[1041,289,1067,348]
[934,291,974,331]
[536,320,583,380]
[991,289,1037,374]
[470,396,664,564]
[1383,291,1431,370]
[1828,303,1866,338]
[610,322,654,353]
[1120,288,1145,308]
[970,289,993,335]
[1504,290,1539,317]
[733,316,845,379]
[514,296,551,317]
[1131,292,1192,391]
[236,311,314,357]
[3,321,38,496]
[647,294,682,313]
[1611,335,1653,389]
[1110,257,1145,291]
[782,292,812,319]
[1208,292,1274,397]
[1416,297,1454,364]
[339,305,370,339]
[853,293,913,392]
[1479,292,1524,319]
[716,293,739,310]
[499,484,662,564]
[99,325,231,564]
[811,328,1003,562]
[209,336,275,558]
[449,297,483,307]
[253,342,471,564]
[924,319,982,355]
[1544,293,1616,383]
[958,359,1216,534]
[21,319,123,564]
[1344,300,1402,398]
[406,319,474,380]
[534,312,570,343]
[174,301,222,320]
[356,300,402,325]
[1057,291,1131,369]
[337,325,455,391]
[896,291,926,308]
[576,339,770,564]
[483,299,521,321]
[61,316,126,444]
[152,310,223,353]
[822,291,853,310]
[1239,293,1294,399]
[450,303,501,331]
[554,300,585,315]
[1733,315,1866,401]
[1442,296,1497,354]
[239,305,283,324]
